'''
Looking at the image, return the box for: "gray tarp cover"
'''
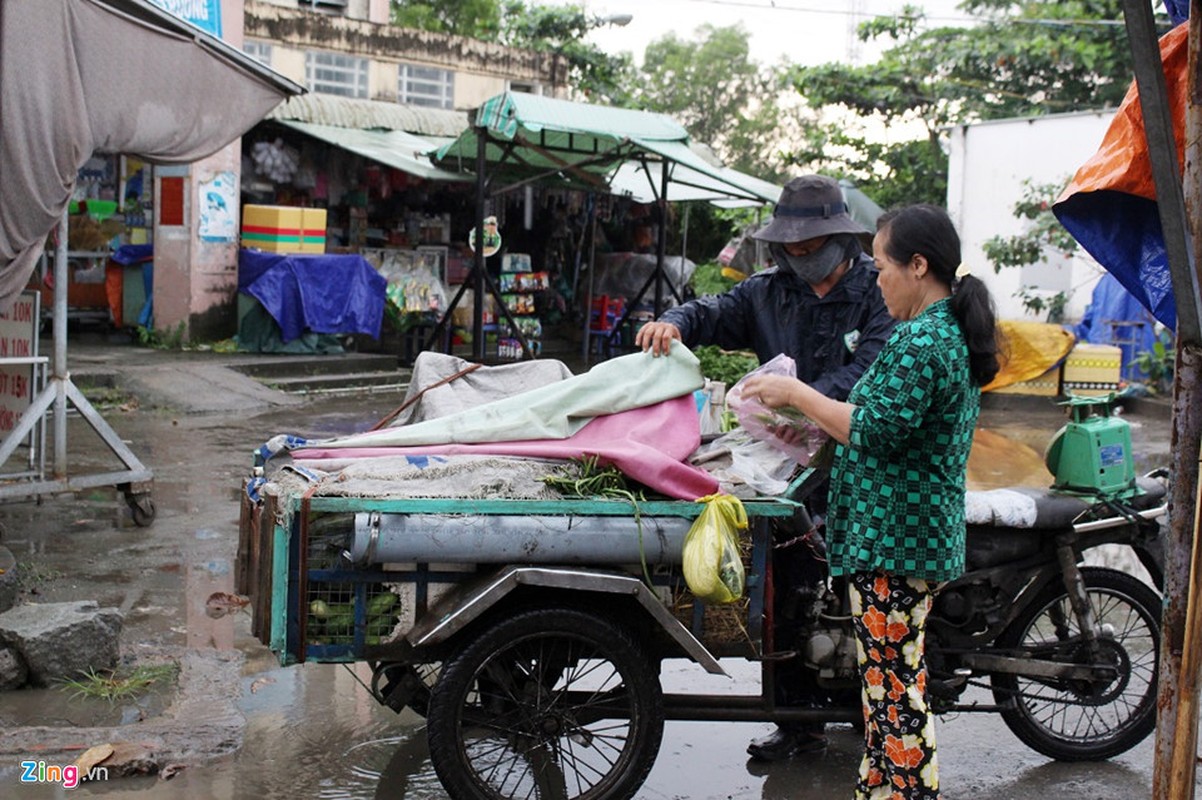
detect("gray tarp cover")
[0,0,301,312]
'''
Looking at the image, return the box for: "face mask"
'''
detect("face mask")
[772,235,856,284]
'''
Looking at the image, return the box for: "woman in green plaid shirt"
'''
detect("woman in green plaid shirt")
[743,204,1000,800]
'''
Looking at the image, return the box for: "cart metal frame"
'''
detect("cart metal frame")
[0,210,153,522]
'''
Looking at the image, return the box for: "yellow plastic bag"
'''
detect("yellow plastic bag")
[682,494,749,605]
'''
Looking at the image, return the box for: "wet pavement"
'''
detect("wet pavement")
[0,344,1182,799]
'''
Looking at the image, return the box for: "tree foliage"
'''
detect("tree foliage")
[496,2,636,104]
[786,1,1168,208]
[390,1,635,103]
[390,0,502,38]
[635,25,787,179]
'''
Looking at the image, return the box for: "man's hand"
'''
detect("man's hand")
[635,321,682,357]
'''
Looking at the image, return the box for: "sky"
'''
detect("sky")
[540,0,973,67]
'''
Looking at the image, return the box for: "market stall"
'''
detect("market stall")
[430,92,779,361]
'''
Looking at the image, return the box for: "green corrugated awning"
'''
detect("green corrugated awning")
[279,120,467,183]
[434,92,771,203]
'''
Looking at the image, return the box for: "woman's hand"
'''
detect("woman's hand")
[742,373,854,446]
[740,374,803,411]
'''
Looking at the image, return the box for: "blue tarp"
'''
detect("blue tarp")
[237,249,386,343]
[1052,23,1187,331]
[1073,273,1160,381]
[1165,0,1189,25]
[109,243,153,265]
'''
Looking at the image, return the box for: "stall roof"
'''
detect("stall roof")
[0,0,304,312]
[434,92,773,203]
[268,95,470,138]
[274,120,467,183]
[609,157,780,206]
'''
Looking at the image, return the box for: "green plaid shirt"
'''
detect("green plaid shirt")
[826,298,979,582]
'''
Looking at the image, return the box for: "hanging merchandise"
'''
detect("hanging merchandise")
[368,250,448,331]
[498,252,542,359]
[251,138,300,184]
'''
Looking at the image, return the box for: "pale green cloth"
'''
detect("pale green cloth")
[313,344,704,448]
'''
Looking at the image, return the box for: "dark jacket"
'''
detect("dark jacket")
[660,254,895,401]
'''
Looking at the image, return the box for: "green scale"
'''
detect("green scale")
[1044,395,1143,500]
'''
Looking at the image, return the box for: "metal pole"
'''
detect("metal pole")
[53,208,68,478]
[654,161,669,317]
[680,203,690,296]
[581,195,598,364]
[473,127,487,361]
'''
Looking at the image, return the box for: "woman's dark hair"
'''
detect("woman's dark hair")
[877,204,1001,386]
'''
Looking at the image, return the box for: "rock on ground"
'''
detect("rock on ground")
[0,600,123,686]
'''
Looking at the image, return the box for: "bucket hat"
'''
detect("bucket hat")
[752,175,868,243]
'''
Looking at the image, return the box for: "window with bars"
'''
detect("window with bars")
[242,40,272,67]
[306,51,369,98]
[508,81,544,96]
[398,63,454,109]
[298,0,348,12]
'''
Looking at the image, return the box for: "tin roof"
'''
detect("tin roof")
[267,94,469,138]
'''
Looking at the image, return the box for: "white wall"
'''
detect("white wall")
[946,111,1115,323]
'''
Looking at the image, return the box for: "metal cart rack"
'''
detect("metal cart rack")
[0,211,154,524]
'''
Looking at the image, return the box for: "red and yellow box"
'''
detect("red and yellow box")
[1062,343,1123,397]
[241,205,326,254]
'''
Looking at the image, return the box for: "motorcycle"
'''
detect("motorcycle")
[783,464,1165,763]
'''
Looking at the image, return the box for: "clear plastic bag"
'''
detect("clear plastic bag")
[727,353,829,465]
[682,494,748,605]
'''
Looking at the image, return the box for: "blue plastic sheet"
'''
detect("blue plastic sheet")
[1073,273,1159,381]
[238,249,386,343]
[109,243,153,265]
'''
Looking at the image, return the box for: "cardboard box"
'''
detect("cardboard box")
[300,208,327,254]
[242,205,302,253]
[1062,343,1122,397]
[242,205,327,254]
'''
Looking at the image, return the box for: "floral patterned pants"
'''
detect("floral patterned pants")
[849,571,940,800]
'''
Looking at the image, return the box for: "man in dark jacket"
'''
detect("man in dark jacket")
[636,174,895,761]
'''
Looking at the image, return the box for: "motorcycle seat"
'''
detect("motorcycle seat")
[965,474,1167,531]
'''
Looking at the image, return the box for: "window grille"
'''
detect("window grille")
[306,51,368,98]
[399,63,454,109]
[242,41,272,67]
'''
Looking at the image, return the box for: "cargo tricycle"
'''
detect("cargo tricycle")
[238,396,1167,800]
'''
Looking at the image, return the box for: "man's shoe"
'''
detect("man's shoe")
[746,727,828,761]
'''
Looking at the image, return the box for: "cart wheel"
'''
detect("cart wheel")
[128,495,156,527]
[427,607,663,800]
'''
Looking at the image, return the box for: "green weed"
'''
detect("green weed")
[59,662,178,704]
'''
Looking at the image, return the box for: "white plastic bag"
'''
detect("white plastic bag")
[727,354,828,465]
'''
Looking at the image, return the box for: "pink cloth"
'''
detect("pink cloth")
[293,395,718,501]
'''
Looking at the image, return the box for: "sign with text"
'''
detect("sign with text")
[0,293,39,432]
[147,0,223,37]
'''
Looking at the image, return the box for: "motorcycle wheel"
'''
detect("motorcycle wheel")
[426,607,664,800]
[991,566,1159,761]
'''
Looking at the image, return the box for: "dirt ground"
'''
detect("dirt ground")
[0,360,1181,798]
